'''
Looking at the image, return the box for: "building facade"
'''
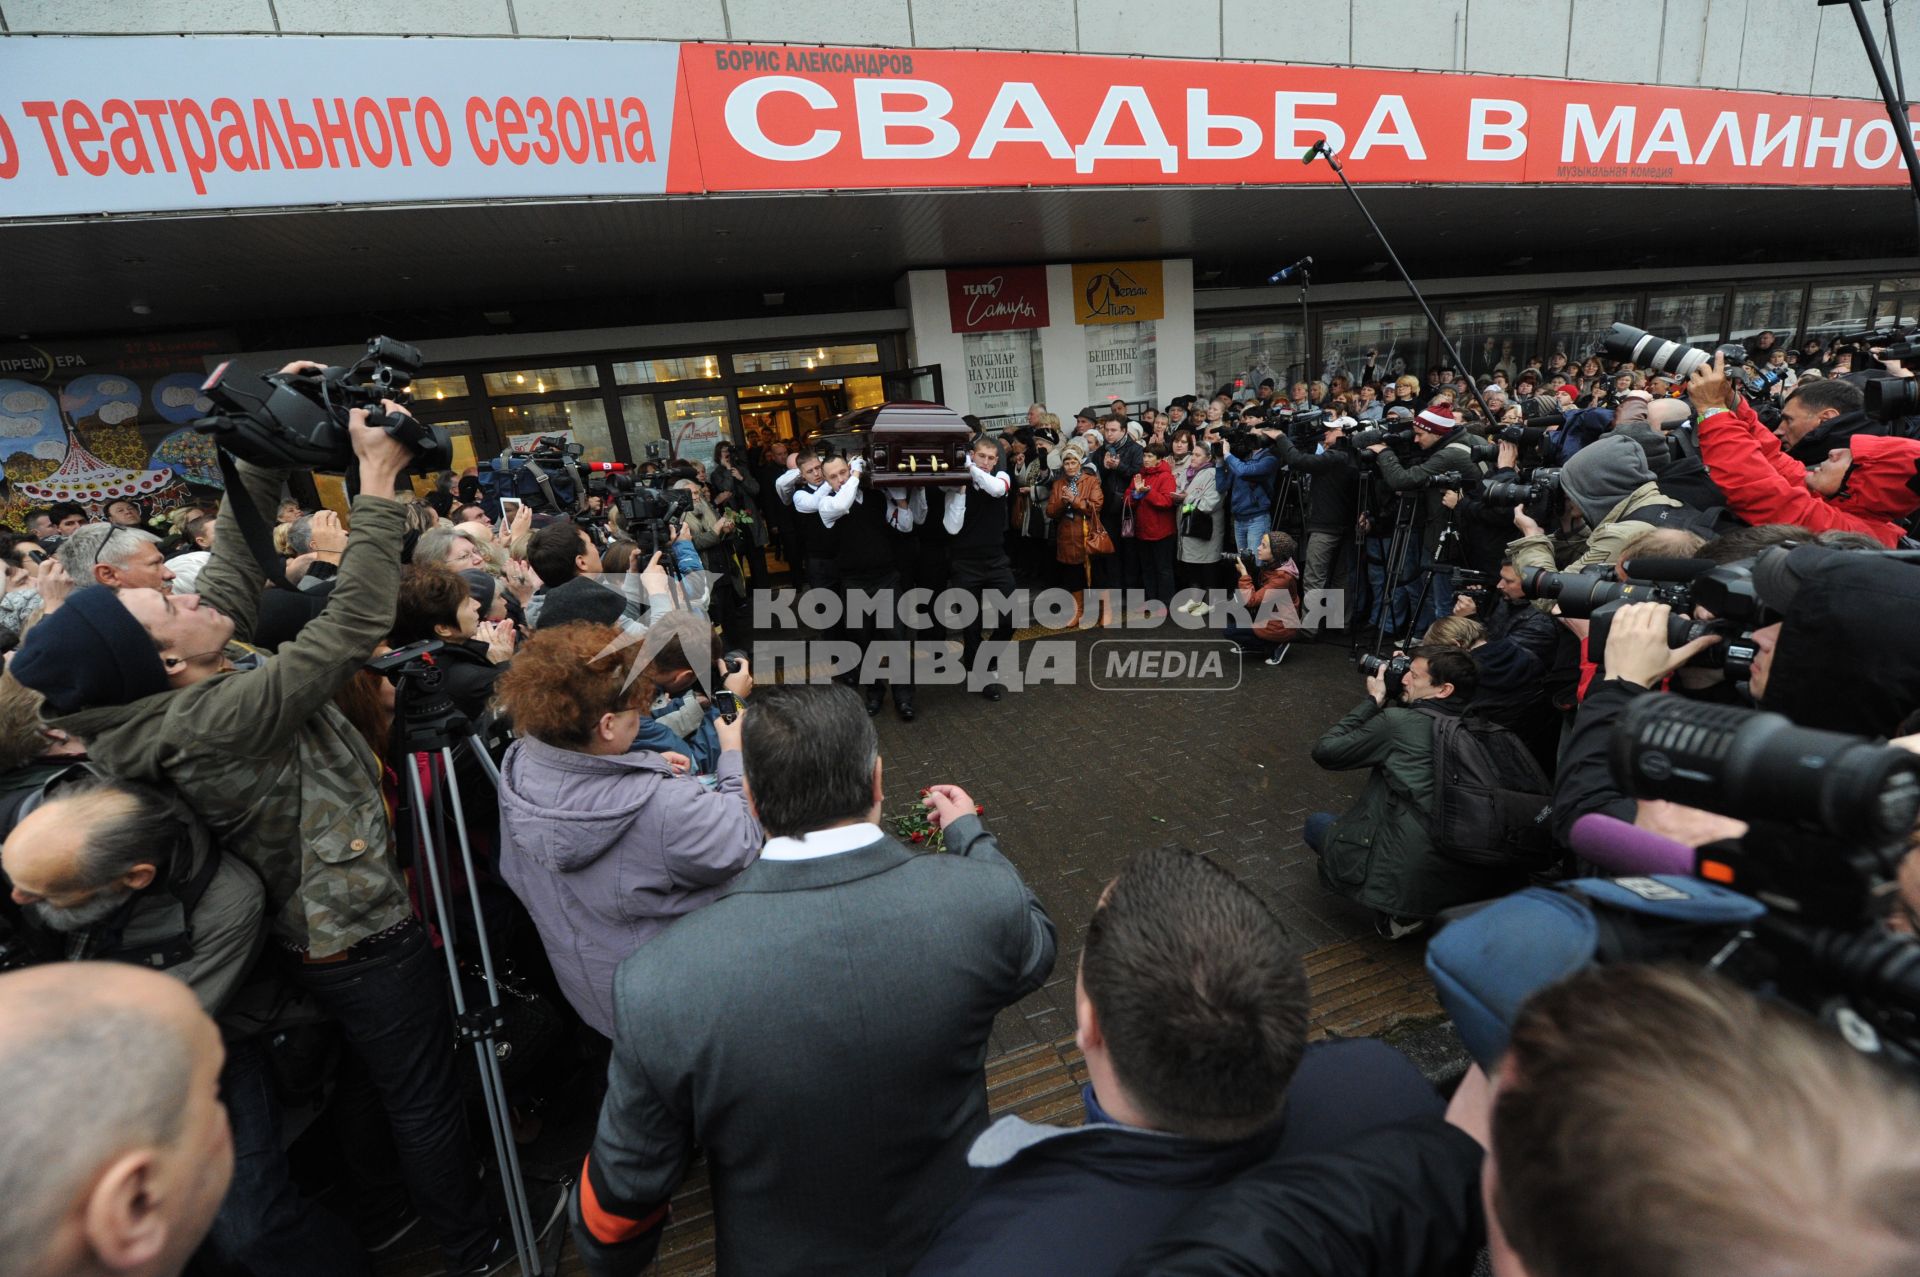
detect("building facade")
[2,0,1918,506]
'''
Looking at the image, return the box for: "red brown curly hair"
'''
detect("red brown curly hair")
[494,623,655,748]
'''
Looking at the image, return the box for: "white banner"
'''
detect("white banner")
[1087,321,1157,407]
[0,36,680,217]
[963,331,1037,421]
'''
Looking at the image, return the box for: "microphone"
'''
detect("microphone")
[581,461,630,472]
[1617,556,1715,583]
[1567,813,1695,877]
[1302,138,1327,164]
[1267,255,1314,285]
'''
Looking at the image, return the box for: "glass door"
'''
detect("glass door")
[661,394,735,470]
[882,364,944,405]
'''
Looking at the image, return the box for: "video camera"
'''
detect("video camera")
[1451,566,1498,613]
[477,434,589,515]
[196,337,452,474]
[1272,405,1330,447]
[1865,376,1920,422]
[1350,422,1409,451]
[588,465,696,556]
[1432,693,1920,1076]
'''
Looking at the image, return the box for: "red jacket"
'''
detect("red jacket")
[1237,562,1303,641]
[1696,400,1910,547]
[1128,462,1178,540]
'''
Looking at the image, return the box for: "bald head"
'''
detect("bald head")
[0,963,229,1277]
[1648,398,1692,432]
[3,782,173,933]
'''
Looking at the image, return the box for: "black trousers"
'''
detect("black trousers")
[842,567,912,704]
[282,921,492,1268]
[948,553,1017,684]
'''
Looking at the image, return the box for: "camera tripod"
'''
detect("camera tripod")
[384,655,554,1277]
[1362,489,1462,657]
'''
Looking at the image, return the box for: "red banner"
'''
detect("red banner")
[946,265,1049,332]
[676,43,1919,191]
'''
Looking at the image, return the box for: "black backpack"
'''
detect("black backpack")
[1417,707,1558,871]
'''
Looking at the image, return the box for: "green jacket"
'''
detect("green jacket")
[1504,480,1685,610]
[1310,698,1513,919]
[54,462,410,958]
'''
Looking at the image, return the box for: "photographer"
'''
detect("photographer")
[1272,419,1361,630]
[1508,432,1696,585]
[1365,402,1482,632]
[1777,374,1868,461]
[1305,645,1516,938]
[1688,354,1920,548]
[493,623,759,1040]
[1226,531,1303,666]
[1550,599,1729,849]
[8,394,501,1272]
[1220,423,1281,556]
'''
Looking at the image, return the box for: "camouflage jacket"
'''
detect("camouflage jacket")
[54,462,411,958]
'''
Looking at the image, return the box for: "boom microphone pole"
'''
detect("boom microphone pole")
[1302,140,1501,431]
[1819,0,1920,252]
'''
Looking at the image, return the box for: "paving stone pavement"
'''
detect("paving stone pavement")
[854,623,1397,1058]
[377,622,1457,1277]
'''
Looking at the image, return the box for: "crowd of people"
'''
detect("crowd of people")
[0,301,1918,1277]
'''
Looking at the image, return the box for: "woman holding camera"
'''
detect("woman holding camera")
[492,623,760,1038]
[1226,531,1303,667]
[1046,445,1105,625]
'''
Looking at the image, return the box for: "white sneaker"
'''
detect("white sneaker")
[1175,599,1200,615]
[1188,601,1210,618]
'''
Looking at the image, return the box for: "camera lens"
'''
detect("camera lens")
[1611,695,1920,842]
[1865,376,1920,421]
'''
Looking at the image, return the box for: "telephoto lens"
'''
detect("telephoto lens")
[1610,695,1920,843]
[1602,323,1746,380]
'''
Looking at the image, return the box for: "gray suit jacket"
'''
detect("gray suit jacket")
[572,814,1057,1277]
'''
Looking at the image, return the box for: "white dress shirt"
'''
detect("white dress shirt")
[941,460,1012,533]
[759,821,884,862]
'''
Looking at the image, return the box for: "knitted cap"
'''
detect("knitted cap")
[1415,403,1459,436]
[12,584,171,714]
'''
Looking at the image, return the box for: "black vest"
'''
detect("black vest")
[952,482,1010,559]
[830,488,899,577]
[792,484,831,563]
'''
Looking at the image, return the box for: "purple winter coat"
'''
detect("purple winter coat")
[497,736,762,1036]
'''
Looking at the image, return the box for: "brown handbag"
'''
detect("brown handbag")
[1083,499,1115,557]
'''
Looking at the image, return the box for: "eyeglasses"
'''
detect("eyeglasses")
[91,525,121,571]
